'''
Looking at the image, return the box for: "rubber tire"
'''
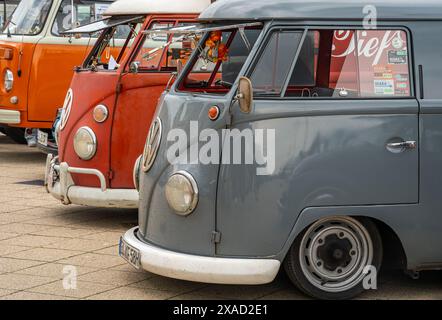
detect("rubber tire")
[283,217,383,300]
[4,127,26,144]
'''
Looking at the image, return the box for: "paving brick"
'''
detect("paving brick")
[129,276,206,294]
[5,248,83,262]
[57,253,126,269]
[0,257,43,274]
[78,269,150,286]
[16,263,98,279]
[29,280,117,299]
[1,291,75,300]
[87,286,178,300]
[0,274,56,290]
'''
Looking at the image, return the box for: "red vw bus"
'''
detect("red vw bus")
[45,0,211,208]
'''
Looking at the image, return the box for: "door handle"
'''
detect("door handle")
[386,140,417,153]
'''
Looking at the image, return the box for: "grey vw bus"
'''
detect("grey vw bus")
[120,0,442,299]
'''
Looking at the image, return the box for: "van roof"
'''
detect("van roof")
[105,0,212,16]
[199,0,442,22]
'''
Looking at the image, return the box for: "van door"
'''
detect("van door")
[217,27,419,257]
[28,0,112,123]
[110,20,195,189]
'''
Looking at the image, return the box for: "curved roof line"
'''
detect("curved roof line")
[199,0,442,21]
[105,0,212,16]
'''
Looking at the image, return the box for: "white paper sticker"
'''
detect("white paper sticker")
[108,55,117,70]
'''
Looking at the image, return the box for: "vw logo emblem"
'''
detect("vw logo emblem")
[142,117,162,172]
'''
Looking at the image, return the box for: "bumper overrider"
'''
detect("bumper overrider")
[45,154,138,208]
[0,109,20,124]
[120,227,281,285]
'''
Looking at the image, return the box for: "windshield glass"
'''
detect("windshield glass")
[3,0,53,35]
[131,22,196,72]
[52,0,113,36]
[178,26,262,95]
[85,20,142,71]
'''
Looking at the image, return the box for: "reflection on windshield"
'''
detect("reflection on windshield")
[132,23,197,71]
[86,22,140,71]
[3,0,53,35]
[179,28,261,94]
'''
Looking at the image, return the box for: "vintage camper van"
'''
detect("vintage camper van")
[0,0,114,144]
[120,0,442,299]
[44,0,212,208]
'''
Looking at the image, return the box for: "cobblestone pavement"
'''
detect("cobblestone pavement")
[0,133,441,300]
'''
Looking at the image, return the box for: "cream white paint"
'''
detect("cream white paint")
[122,227,281,285]
[105,0,212,16]
[45,155,139,208]
[0,109,20,124]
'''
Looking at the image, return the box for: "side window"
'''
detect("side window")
[250,31,304,96]
[52,0,112,36]
[251,29,412,99]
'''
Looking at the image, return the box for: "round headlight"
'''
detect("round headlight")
[73,126,97,160]
[4,69,13,92]
[165,171,199,216]
[93,105,108,123]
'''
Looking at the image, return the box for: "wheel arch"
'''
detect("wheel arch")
[278,207,409,272]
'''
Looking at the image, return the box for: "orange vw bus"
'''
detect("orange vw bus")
[0,0,115,144]
[45,0,211,208]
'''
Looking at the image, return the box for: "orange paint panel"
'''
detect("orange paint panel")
[110,73,173,188]
[60,14,199,190]
[28,43,94,123]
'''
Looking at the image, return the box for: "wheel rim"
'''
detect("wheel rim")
[299,216,373,293]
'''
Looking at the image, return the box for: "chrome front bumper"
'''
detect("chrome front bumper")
[45,154,139,208]
[121,227,281,285]
[0,109,20,124]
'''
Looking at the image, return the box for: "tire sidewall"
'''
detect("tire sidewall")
[284,216,383,300]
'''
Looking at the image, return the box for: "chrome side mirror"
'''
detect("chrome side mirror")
[236,76,253,113]
[129,61,140,74]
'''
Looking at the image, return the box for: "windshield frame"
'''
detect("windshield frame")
[81,18,143,71]
[128,19,199,73]
[2,0,54,36]
[175,25,264,96]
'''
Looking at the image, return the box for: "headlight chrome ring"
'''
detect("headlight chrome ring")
[93,105,109,123]
[73,126,97,160]
[165,171,199,216]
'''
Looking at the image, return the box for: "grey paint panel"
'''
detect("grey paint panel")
[217,102,419,256]
[200,0,442,22]
[138,93,230,256]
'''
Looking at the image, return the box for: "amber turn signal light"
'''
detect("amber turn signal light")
[208,106,220,121]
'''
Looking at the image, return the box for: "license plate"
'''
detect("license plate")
[119,237,141,269]
[37,130,48,147]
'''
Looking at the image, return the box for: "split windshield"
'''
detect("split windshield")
[84,20,142,71]
[178,26,262,94]
[130,21,197,72]
[2,0,53,35]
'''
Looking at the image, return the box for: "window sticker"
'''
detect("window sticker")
[374,79,395,95]
[388,50,408,65]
